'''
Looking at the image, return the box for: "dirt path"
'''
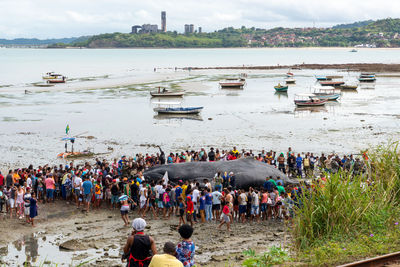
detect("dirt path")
[0,202,290,266]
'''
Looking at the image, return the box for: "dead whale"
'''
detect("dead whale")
[143,157,298,188]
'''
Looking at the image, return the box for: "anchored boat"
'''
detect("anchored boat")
[294,93,327,107]
[274,83,288,92]
[313,86,341,101]
[219,78,246,88]
[153,102,203,115]
[150,87,185,97]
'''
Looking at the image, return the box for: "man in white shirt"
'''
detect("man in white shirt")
[192,184,200,222]
[73,176,83,208]
[212,190,223,221]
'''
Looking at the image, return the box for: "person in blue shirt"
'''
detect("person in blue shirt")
[199,191,206,223]
[81,177,93,212]
[296,154,303,178]
[204,189,213,222]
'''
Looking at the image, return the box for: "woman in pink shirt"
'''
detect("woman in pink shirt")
[45,175,55,203]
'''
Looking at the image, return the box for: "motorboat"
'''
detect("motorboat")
[313,86,341,101]
[150,87,185,97]
[219,78,246,88]
[294,93,327,107]
[42,72,63,80]
[153,101,203,115]
[319,81,345,87]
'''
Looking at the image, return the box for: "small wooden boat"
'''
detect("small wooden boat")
[57,151,94,159]
[285,78,296,84]
[274,83,288,92]
[326,75,343,79]
[154,106,203,114]
[360,73,375,77]
[294,93,327,107]
[219,78,246,88]
[150,88,185,97]
[349,49,358,52]
[339,84,358,90]
[319,81,345,87]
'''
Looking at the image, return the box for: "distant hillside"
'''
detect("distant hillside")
[42,18,400,48]
[333,20,374,29]
[0,36,90,45]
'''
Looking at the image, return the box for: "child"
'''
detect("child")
[178,196,186,228]
[186,196,194,227]
[94,181,102,209]
[199,191,206,223]
[29,192,38,227]
[163,188,171,220]
[218,203,231,232]
[176,224,195,267]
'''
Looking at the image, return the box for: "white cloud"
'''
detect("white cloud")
[0,0,399,38]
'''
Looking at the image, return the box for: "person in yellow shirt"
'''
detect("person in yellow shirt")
[149,242,183,267]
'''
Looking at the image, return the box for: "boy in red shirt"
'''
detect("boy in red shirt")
[218,203,231,232]
[186,196,194,227]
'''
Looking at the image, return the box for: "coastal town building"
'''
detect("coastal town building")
[185,24,194,34]
[161,11,166,32]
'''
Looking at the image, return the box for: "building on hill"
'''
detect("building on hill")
[161,11,166,32]
[185,24,194,34]
[131,25,142,34]
[142,24,158,33]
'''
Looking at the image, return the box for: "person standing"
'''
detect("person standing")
[6,170,13,188]
[204,189,213,222]
[73,175,83,208]
[29,192,38,227]
[123,218,157,267]
[81,177,93,212]
[45,174,55,203]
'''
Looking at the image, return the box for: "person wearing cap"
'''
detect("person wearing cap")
[123,218,157,267]
[149,242,183,267]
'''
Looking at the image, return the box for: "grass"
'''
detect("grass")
[242,246,290,267]
[291,141,400,266]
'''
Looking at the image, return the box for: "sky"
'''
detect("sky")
[0,0,399,39]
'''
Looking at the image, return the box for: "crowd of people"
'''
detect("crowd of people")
[0,146,367,224]
[0,146,368,266]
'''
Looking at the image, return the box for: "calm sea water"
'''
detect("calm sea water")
[1,48,400,168]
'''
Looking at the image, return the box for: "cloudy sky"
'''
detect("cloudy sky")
[0,0,399,39]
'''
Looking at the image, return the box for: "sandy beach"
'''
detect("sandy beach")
[0,202,289,266]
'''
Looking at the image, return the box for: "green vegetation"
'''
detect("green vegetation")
[292,142,400,265]
[49,18,400,48]
[242,246,290,267]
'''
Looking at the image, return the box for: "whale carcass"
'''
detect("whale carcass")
[143,157,298,188]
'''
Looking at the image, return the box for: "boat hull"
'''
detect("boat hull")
[274,86,288,92]
[150,91,185,97]
[313,93,341,101]
[294,100,327,107]
[154,107,203,114]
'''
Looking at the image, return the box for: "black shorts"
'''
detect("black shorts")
[212,204,221,211]
[179,209,184,217]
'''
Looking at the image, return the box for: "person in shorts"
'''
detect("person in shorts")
[119,194,135,226]
[218,204,231,232]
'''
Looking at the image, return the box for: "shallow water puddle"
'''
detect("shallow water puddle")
[0,233,120,266]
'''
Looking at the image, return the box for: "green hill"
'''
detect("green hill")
[55,18,400,48]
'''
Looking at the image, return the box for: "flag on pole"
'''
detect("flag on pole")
[66,124,70,135]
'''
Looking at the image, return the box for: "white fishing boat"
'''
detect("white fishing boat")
[150,87,185,97]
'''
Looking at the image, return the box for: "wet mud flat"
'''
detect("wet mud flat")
[0,202,290,266]
[191,63,400,72]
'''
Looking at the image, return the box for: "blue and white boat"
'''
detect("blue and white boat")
[313,86,341,101]
[153,102,203,114]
